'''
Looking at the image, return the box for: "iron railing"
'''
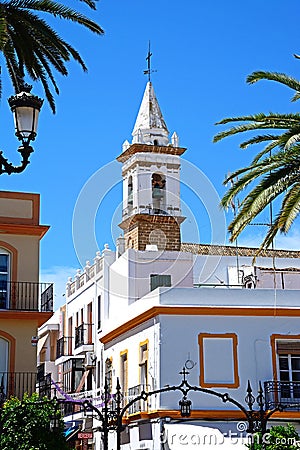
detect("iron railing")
[0,371,37,401]
[0,281,53,311]
[264,380,300,410]
[127,384,150,415]
[37,372,52,398]
[74,323,93,349]
[56,336,73,359]
[122,204,181,218]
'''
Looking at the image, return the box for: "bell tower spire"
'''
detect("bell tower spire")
[117,54,186,252]
[132,81,169,147]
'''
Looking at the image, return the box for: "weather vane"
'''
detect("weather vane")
[144,41,157,82]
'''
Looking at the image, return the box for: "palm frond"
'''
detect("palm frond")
[0,0,104,111]
[247,71,300,97]
[8,0,104,34]
[251,141,281,164]
[216,68,300,252]
[277,183,300,232]
[240,134,280,149]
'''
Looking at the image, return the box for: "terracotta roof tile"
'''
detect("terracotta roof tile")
[181,243,300,258]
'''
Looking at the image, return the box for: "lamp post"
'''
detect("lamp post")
[0,84,43,175]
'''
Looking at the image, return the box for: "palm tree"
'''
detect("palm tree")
[0,0,103,112]
[214,71,300,252]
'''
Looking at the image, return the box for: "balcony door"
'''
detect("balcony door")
[278,353,300,400]
[0,250,9,309]
[0,337,9,397]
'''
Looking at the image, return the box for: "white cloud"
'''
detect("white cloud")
[41,265,77,310]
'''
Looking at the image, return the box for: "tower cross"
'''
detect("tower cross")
[144,41,157,81]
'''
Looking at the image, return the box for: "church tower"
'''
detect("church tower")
[117,81,186,251]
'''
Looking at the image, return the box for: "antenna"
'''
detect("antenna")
[227,172,241,284]
[144,41,157,81]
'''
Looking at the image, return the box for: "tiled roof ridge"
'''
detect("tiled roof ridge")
[181,243,300,258]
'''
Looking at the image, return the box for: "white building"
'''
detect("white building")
[38,80,300,450]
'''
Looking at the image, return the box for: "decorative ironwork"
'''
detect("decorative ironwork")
[0,372,37,401]
[56,337,73,358]
[48,368,300,450]
[127,384,150,415]
[74,323,93,349]
[264,380,300,410]
[0,281,53,311]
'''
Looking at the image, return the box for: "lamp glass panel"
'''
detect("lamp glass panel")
[14,106,38,138]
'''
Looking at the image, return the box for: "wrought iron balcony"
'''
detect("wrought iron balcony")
[0,281,53,312]
[127,384,150,415]
[37,368,52,398]
[56,336,73,359]
[74,323,93,349]
[0,371,37,402]
[264,380,300,410]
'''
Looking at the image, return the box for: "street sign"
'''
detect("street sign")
[78,432,93,439]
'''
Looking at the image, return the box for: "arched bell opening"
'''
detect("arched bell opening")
[151,173,165,214]
[127,176,133,206]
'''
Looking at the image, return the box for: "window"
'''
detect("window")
[150,274,171,291]
[0,250,9,309]
[151,173,165,213]
[139,341,148,388]
[97,295,101,329]
[0,337,9,373]
[87,302,92,344]
[128,176,133,206]
[62,358,84,393]
[97,360,101,388]
[139,422,152,441]
[120,351,128,394]
[105,358,113,393]
[0,337,9,396]
[277,340,300,399]
[68,317,73,355]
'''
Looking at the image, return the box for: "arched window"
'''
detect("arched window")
[152,173,165,197]
[0,248,10,309]
[0,337,9,373]
[128,176,133,206]
[152,173,165,213]
[0,336,9,398]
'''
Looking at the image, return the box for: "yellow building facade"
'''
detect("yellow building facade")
[0,190,53,400]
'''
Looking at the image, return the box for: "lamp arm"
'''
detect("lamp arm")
[0,144,33,175]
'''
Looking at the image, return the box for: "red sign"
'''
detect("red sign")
[78,432,93,440]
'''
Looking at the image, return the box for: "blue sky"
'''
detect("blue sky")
[1,0,300,304]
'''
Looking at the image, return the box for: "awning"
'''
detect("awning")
[164,424,246,450]
[65,426,80,441]
[37,333,48,354]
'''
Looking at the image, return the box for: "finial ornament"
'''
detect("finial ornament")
[144,41,157,82]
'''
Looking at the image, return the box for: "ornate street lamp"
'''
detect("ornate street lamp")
[179,396,192,417]
[0,84,43,175]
